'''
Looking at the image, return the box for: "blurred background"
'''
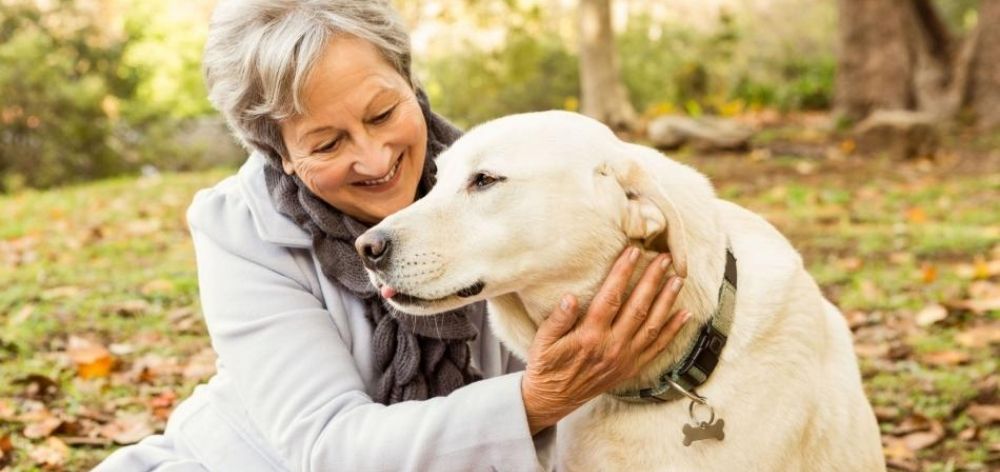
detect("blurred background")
[0,0,997,470]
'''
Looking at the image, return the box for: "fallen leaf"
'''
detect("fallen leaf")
[853,342,888,359]
[844,310,870,330]
[109,299,151,317]
[919,350,970,366]
[13,374,60,401]
[182,348,217,381]
[0,434,12,468]
[893,414,934,435]
[99,412,155,445]
[149,390,177,421]
[920,264,937,284]
[67,336,115,379]
[141,279,176,296]
[944,297,1000,315]
[955,324,1000,348]
[882,436,915,461]
[902,425,944,451]
[873,405,900,421]
[21,408,61,439]
[967,404,1000,425]
[0,399,15,420]
[905,207,927,224]
[957,426,978,441]
[915,304,948,327]
[27,437,69,468]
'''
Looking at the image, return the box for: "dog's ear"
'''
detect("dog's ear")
[598,156,688,277]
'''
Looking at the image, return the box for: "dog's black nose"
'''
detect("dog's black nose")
[356,231,392,270]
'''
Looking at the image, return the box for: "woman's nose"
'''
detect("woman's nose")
[352,137,394,176]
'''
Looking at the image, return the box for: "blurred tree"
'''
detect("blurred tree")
[578,0,637,131]
[835,0,999,129]
[0,0,136,191]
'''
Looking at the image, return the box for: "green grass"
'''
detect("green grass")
[0,146,997,470]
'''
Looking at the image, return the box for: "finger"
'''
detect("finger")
[637,309,692,366]
[534,294,579,346]
[611,253,672,339]
[633,275,685,349]
[586,246,641,327]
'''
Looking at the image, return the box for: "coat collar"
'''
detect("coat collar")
[237,152,312,248]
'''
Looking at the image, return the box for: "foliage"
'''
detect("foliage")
[419,7,579,128]
[0,0,138,192]
[0,0,239,194]
[1,121,997,470]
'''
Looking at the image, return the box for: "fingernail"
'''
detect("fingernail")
[560,295,572,311]
[671,277,684,292]
[629,247,640,262]
[659,254,672,270]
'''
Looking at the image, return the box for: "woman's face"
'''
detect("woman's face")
[280,36,427,224]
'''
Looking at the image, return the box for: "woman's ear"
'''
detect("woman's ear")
[281,158,295,175]
[600,155,689,277]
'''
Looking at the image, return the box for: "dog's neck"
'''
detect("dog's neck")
[489,202,729,394]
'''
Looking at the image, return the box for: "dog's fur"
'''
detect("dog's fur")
[360,111,885,471]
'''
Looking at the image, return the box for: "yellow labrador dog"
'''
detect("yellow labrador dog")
[357,111,884,471]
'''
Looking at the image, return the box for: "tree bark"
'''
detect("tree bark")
[970,0,1000,128]
[578,0,637,131]
[836,0,1000,129]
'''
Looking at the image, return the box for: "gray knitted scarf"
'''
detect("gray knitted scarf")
[261,90,483,404]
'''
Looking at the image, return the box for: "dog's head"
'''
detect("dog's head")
[357,111,708,316]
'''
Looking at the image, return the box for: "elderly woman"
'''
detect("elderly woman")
[95,1,689,471]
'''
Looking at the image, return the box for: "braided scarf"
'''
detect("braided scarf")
[262,90,484,404]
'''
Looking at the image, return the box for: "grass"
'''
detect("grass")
[0,132,998,470]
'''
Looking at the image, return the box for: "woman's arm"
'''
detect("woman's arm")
[188,183,552,471]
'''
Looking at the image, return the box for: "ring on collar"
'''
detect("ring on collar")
[689,399,716,425]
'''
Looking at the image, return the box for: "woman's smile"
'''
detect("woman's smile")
[354,151,405,192]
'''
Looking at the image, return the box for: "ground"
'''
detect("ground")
[0,114,997,471]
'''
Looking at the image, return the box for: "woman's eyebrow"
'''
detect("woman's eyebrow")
[366,88,401,112]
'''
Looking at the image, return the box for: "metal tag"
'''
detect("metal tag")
[682,400,725,446]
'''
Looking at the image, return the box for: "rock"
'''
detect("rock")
[647,115,753,152]
[853,110,940,159]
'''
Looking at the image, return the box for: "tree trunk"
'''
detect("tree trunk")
[836,0,1000,129]
[578,0,637,132]
[970,0,1000,128]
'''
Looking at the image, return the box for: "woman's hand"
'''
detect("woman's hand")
[521,246,689,435]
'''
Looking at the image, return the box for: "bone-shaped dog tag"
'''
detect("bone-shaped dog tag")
[682,419,725,446]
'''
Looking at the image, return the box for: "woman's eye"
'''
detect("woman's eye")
[315,138,342,154]
[371,107,395,124]
[471,172,503,190]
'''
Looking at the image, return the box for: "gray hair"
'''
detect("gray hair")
[203,0,414,161]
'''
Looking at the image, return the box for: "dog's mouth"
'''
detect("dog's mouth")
[379,280,486,308]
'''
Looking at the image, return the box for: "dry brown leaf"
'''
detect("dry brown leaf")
[919,350,970,366]
[967,404,1000,425]
[905,207,927,224]
[873,405,900,421]
[955,324,1000,348]
[957,426,978,441]
[915,304,948,327]
[28,437,69,468]
[0,398,15,420]
[944,297,1000,315]
[882,436,915,461]
[20,408,61,439]
[844,310,870,330]
[182,348,218,381]
[0,433,12,468]
[853,342,888,359]
[902,425,944,451]
[13,374,60,401]
[99,412,155,445]
[141,279,176,296]
[67,336,114,379]
[920,263,937,284]
[893,414,933,435]
[109,299,151,317]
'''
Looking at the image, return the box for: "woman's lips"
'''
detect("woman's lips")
[353,153,404,193]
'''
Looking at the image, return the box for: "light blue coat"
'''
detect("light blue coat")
[95,153,554,471]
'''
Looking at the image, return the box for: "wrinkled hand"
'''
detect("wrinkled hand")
[521,246,689,435]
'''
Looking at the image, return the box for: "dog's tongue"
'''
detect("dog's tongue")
[380,286,397,299]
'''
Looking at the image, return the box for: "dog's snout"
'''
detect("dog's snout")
[356,230,392,270]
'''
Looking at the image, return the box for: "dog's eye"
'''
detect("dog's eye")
[469,172,504,190]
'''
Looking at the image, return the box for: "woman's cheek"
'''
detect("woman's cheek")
[297,159,349,196]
